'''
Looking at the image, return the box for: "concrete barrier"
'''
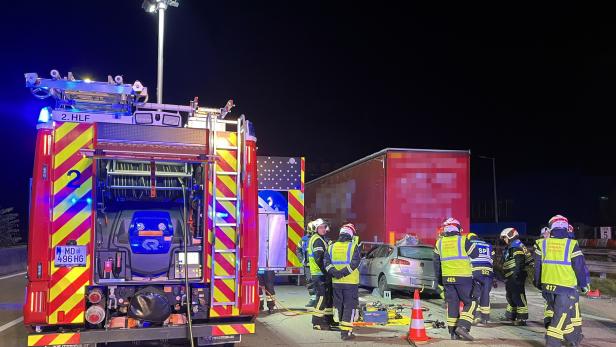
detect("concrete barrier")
[0,245,27,276]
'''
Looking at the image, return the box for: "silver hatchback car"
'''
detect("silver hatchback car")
[358,243,437,296]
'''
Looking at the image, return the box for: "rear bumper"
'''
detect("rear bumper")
[387,273,438,292]
[27,321,255,346]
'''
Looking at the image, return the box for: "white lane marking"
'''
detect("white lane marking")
[0,272,26,281]
[582,313,615,323]
[0,317,24,333]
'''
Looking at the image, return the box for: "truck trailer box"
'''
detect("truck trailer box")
[305,148,470,246]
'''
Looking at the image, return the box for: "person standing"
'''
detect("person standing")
[535,215,589,347]
[307,219,334,329]
[298,220,317,307]
[325,223,361,340]
[467,232,495,325]
[433,218,479,341]
[499,227,533,325]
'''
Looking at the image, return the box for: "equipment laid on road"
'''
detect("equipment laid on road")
[23,71,260,346]
[305,148,470,246]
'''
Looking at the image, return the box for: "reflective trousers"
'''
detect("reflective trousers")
[258,270,276,310]
[311,275,333,326]
[332,283,359,333]
[544,290,582,347]
[471,273,493,321]
[444,279,474,333]
[505,275,528,321]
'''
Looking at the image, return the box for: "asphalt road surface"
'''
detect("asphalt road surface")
[2,273,615,346]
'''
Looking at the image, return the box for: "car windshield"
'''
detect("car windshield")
[398,246,433,261]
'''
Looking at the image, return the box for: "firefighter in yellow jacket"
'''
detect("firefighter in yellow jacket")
[324,223,361,340]
[433,218,479,341]
[307,219,334,329]
[534,215,589,347]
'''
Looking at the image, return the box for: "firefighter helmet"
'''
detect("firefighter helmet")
[500,227,519,242]
[467,232,478,240]
[540,227,550,239]
[549,214,569,231]
[442,217,462,235]
[340,223,356,236]
[312,218,328,234]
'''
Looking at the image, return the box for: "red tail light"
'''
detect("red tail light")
[390,258,410,265]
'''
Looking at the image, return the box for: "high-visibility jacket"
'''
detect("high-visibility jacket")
[537,238,578,289]
[435,235,472,278]
[327,241,359,285]
[502,239,532,279]
[307,234,327,276]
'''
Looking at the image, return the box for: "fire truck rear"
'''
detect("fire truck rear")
[23,71,259,346]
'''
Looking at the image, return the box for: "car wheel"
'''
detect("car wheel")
[378,275,389,297]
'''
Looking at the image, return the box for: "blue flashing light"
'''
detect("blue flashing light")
[71,197,77,204]
[215,212,229,218]
[86,197,92,204]
[38,107,51,123]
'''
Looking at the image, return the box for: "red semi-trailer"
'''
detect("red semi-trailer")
[305,148,470,246]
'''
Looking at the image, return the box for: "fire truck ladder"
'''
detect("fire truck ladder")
[209,114,243,317]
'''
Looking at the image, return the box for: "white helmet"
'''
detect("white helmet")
[548,214,569,231]
[540,227,550,239]
[500,227,519,242]
[441,217,462,235]
[312,218,329,233]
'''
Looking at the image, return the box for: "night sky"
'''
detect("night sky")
[1,2,615,235]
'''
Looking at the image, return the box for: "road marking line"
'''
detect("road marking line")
[0,317,24,333]
[582,313,615,323]
[0,272,26,281]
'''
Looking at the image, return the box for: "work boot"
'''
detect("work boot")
[476,319,489,327]
[513,320,527,326]
[313,325,331,331]
[341,331,355,340]
[305,299,316,307]
[454,326,474,341]
[450,332,459,340]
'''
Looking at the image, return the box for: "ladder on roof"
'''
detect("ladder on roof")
[209,115,243,317]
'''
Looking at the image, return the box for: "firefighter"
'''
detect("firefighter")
[258,270,276,314]
[467,232,495,325]
[534,215,589,347]
[499,227,532,325]
[307,218,334,330]
[324,223,361,341]
[298,220,317,307]
[433,218,479,341]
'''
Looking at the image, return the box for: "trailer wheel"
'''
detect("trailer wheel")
[377,275,389,297]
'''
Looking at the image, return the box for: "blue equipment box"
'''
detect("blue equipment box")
[362,309,388,324]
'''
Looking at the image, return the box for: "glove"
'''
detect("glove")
[580,285,590,295]
[492,279,498,289]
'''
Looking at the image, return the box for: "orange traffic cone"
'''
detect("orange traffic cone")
[407,289,430,342]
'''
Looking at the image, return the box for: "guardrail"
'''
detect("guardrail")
[586,260,616,279]
[0,245,26,276]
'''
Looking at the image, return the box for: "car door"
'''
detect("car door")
[359,247,380,287]
[369,246,392,286]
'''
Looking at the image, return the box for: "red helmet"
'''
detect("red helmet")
[442,217,462,234]
[340,223,356,236]
[549,215,569,231]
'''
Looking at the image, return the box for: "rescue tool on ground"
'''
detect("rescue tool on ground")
[23,70,259,347]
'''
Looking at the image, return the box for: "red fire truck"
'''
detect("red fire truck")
[23,70,259,346]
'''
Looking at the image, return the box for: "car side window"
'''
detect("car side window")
[373,246,388,258]
[383,247,394,257]
[365,247,379,259]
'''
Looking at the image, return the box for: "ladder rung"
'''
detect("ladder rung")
[214,275,237,280]
[216,197,237,201]
[212,302,237,306]
[214,249,237,253]
[216,171,238,176]
[217,146,238,150]
[217,119,238,125]
[216,223,237,227]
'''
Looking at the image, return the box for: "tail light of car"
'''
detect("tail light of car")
[390,258,410,265]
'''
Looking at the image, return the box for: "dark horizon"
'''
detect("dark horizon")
[2,1,615,236]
